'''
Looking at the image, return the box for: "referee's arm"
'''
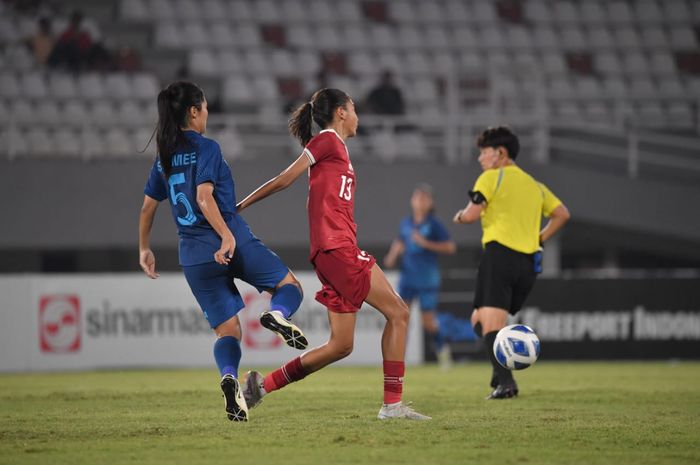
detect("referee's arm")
[453,201,483,224]
[539,204,570,244]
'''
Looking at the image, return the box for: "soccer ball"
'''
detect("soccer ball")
[493,324,541,370]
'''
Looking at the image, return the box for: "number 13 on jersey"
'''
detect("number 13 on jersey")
[339,174,353,201]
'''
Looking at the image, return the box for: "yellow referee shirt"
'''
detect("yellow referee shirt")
[472,165,562,254]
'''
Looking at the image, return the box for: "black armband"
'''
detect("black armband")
[468,190,486,204]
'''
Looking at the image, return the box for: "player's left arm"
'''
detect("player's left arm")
[412,221,457,254]
[139,195,160,279]
[236,153,311,212]
[538,183,570,244]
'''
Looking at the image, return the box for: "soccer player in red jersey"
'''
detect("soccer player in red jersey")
[236,88,430,420]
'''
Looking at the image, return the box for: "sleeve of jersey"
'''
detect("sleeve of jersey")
[431,218,451,241]
[471,170,497,202]
[143,161,167,201]
[539,182,563,217]
[195,140,222,185]
[303,134,332,165]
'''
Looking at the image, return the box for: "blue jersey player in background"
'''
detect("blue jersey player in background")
[384,184,456,367]
[138,81,307,422]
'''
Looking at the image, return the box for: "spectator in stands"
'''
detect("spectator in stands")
[365,71,405,115]
[48,10,93,72]
[453,126,570,399]
[28,17,55,65]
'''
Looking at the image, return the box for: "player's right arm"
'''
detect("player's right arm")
[236,152,311,212]
[139,194,160,279]
[383,239,405,268]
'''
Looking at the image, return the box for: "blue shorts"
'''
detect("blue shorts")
[397,283,439,312]
[182,238,288,329]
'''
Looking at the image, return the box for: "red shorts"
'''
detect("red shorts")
[312,246,376,313]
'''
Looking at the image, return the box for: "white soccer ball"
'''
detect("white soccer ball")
[493,324,541,370]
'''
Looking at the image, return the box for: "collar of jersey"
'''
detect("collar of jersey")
[319,128,347,146]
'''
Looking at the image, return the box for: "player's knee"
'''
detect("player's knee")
[390,300,410,326]
[331,341,354,360]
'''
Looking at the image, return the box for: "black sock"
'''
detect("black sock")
[483,331,513,386]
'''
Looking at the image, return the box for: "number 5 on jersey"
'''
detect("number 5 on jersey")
[339,175,353,200]
[168,173,197,226]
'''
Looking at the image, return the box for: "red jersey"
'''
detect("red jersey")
[304,129,358,259]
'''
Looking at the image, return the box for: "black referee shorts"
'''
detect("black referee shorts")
[473,241,537,315]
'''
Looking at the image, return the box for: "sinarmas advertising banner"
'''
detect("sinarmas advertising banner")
[0,272,423,372]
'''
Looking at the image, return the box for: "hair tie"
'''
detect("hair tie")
[308,100,314,110]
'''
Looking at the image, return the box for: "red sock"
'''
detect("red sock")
[383,360,404,404]
[263,356,308,393]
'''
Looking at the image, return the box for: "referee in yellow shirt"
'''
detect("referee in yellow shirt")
[453,126,570,399]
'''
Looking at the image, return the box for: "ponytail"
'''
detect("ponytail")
[155,81,205,176]
[288,88,350,148]
[288,101,314,147]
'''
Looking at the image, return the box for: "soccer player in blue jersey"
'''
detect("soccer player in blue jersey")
[138,81,308,422]
[384,184,456,366]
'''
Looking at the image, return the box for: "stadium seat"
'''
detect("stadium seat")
[278,0,306,23]
[508,27,533,51]
[201,0,227,21]
[234,24,262,48]
[0,73,21,99]
[637,101,665,126]
[132,73,159,101]
[541,53,567,75]
[105,73,132,100]
[344,25,369,50]
[223,76,255,106]
[666,102,694,126]
[583,102,613,122]
[579,1,605,24]
[49,73,78,100]
[376,51,403,74]
[424,26,450,50]
[26,128,54,157]
[602,76,628,99]
[649,52,676,76]
[389,1,415,23]
[54,128,82,157]
[338,1,361,22]
[287,25,315,49]
[669,26,697,49]
[622,52,650,75]
[614,27,641,49]
[348,51,375,76]
[183,23,209,48]
[270,50,299,77]
[444,0,471,24]
[396,131,429,160]
[432,52,456,74]
[560,26,587,50]
[575,77,603,99]
[588,26,615,50]
[62,100,90,126]
[173,0,199,20]
[404,51,431,76]
[316,25,343,50]
[22,72,48,99]
[629,77,657,98]
[35,101,61,126]
[6,129,29,158]
[479,27,505,50]
[91,101,118,127]
[243,50,271,76]
[116,100,145,128]
[78,73,106,100]
[11,99,34,125]
[533,27,558,49]
[369,25,397,50]
[452,27,478,49]
[189,49,219,77]
[105,128,134,157]
[255,0,280,22]
[641,27,669,48]
[548,77,576,99]
[658,77,685,98]
[596,52,622,75]
[397,25,424,51]
[416,2,446,23]
[472,0,497,22]
[229,0,254,22]
[608,1,634,23]
[308,0,334,23]
[213,128,243,160]
[663,0,691,23]
[634,0,663,24]
[150,0,176,21]
[553,1,579,24]
[210,22,235,47]
[154,22,181,48]
[80,128,105,158]
[412,77,438,103]
[297,51,322,78]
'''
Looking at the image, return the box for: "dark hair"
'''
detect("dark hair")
[288,88,350,147]
[477,126,520,160]
[156,81,205,176]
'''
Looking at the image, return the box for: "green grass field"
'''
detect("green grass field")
[1,362,698,465]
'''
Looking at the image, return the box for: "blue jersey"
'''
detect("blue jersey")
[144,130,255,266]
[398,214,450,289]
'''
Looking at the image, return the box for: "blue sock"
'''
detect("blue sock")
[213,336,241,378]
[270,283,303,319]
